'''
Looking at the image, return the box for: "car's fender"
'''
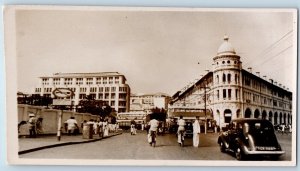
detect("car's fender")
[218,132,229,148]
[235,137,255,155]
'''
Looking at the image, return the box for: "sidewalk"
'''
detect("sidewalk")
[19,132,122,155]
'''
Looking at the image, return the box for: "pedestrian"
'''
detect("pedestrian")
[141,121,145,131]
[177,115,186,145]
[148,117,159,145]
[193,116,201,147]
[103,119,109,137]
[115,122,119,133]
[130,120,136,135]
[98,119,104,137]
[288,124,292,133]
[280,124,285,135]
[28,113,37,138]
[64,116,78,136]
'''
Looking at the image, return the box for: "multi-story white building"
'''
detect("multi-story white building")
[34,72,131,113]
[130,93,171,113]
[169,36,293,128]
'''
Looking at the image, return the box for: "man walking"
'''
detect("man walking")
[177,115,185,145]
[148,117,159,145]
[193,116,201,147]
[65,116,78,135]
[28,113,37,138]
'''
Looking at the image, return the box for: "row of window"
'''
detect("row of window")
[35,88,42,92]
[35,88,52,93]
[215,73,239,84]
[36,87,127,93]
[243,76,291,100]
[243,91,291,109]
[216,60,239,65]
[42,76,123,85]
[216,89,239,100]
[81,93,126,100]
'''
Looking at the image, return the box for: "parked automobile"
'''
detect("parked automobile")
[217,118,285,160]
[184,121,193,138]
[169,123,178,134]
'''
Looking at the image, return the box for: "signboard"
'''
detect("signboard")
[52,99,72,106]
[52,88,74,98]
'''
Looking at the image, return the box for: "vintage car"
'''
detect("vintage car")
[184,121,193,138]
[217,118,285,160]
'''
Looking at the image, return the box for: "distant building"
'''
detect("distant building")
[34,72,131,113]
[130,93,171,114]
[170,36,292,128]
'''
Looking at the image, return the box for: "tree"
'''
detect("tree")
[17,93,53,107]
[77,94,112,117]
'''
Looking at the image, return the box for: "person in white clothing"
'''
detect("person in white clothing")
[98,119,103,137]
[141,121,145,131]
[130,120,137,135]
[28,113,37,138]
[65,117,78,136]
[103,120,109,137]
[148,118,159,145]
[93,120,99,135]
[193,116,201,147]
[177,115,186,144]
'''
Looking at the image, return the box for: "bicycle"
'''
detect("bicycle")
[149,130,156,147]
[178,130,185,147]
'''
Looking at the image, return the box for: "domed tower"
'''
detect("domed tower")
[212,36,242,127]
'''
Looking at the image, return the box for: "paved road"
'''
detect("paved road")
[20,131,292,161]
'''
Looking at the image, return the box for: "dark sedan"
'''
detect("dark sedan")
[217,118,285,160]
[184,121,193,138]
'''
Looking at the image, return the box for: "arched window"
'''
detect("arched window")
[269,111,273,124]
[216,75,219,84]
[223,73,226,82]
[245,108,252,118]
[262,110,267,120]
[223,89,226,99]
[227,74,231,83]
[254,109,260,118]
[235,74,238,83]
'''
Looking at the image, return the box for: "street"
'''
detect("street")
[20,130,292,161]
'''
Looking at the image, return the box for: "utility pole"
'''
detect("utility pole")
[204,70,209,135]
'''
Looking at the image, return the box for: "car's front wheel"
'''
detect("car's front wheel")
[220,142,226,153]
[235,147,245,161]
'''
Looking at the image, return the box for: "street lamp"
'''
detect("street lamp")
[198,62,210,134]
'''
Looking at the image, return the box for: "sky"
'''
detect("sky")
[15,8,296,96]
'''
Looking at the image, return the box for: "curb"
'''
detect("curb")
[18,133,122,155]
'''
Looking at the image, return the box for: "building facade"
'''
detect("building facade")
[130,93,171,113]
[170,36,292,128]
[34,72,131,113]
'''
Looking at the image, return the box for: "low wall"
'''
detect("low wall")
[18,104,99,136]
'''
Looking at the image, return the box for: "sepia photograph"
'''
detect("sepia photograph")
[4,6,297,166]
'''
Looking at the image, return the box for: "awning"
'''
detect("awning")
[169,111,213,119]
